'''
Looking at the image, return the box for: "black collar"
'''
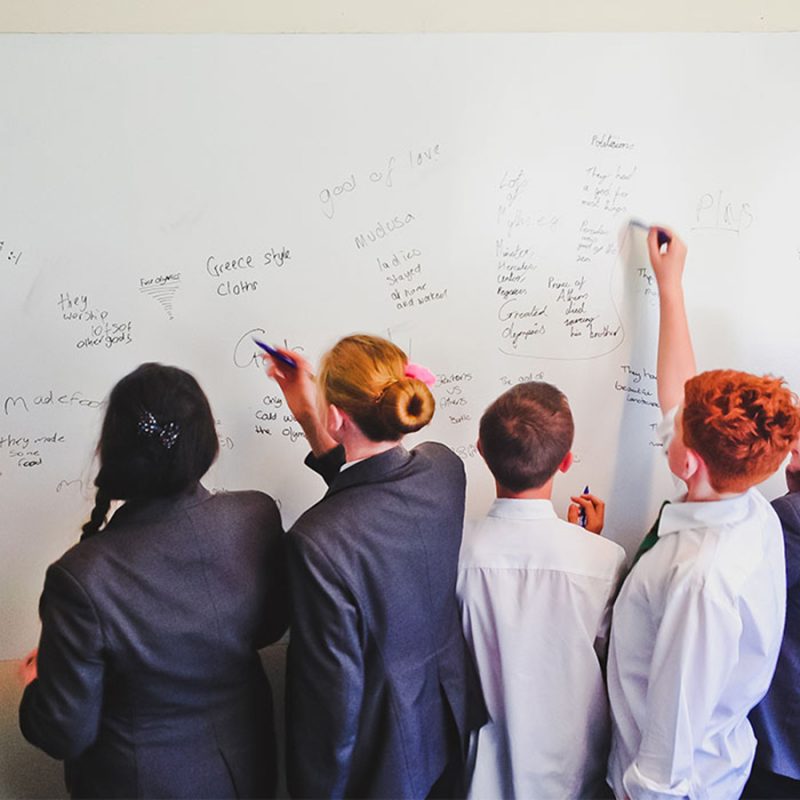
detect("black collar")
[325,445,413,498]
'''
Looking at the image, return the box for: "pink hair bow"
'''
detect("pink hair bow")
[404,362,436,387]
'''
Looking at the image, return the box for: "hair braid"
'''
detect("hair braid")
[80,488,112,541]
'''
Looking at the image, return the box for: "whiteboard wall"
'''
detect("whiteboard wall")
[1,33,799,658]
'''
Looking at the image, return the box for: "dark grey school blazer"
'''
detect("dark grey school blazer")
[285,443,486,799]
[20,484,288,799]
[749,490,800,779]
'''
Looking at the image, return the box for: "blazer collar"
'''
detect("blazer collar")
[325,445,412,497]
[109,482,211,527]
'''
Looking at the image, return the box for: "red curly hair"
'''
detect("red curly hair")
[682,370,800,493]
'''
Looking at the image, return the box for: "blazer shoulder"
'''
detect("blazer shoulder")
[199,490,284,543]
[414,441,464,475]
[53,536,105,586]
[208,488,280,516]
[773,492,800,533]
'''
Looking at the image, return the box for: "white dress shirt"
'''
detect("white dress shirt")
[458,498,626,799]
[607,421,787,799]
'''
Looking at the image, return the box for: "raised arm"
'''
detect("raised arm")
[264,348,338,457]
[648,227,696,413]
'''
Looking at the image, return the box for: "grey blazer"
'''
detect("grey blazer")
[20,484,287,799]
[749,490,800,779]
[285,443,486,799]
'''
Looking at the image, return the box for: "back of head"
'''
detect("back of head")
[682,369,800,493]
[479,382,574,493]
[318,334,435,442]
[82,363,219,538]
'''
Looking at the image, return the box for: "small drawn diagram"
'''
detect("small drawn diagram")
[139,273,181,320]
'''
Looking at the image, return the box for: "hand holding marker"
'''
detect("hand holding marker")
[630,218,672,249]
[579,485,589,528]
[568,487,605,534]
[253,337,298,369]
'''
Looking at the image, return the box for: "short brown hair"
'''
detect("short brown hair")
[479,382,574,492]
[683,370,800,493]
[318,334,435,442]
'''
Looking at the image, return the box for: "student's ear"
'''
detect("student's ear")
[326,404,347,438]
[678,447,703,483]
[476,438,484,457]
[558,451,574,473]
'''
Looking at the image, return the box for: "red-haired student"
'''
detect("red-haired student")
[606,228,800,800]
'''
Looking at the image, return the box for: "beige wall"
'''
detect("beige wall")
[0,0,799,32]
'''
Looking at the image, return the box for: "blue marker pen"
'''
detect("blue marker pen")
[579,485,590,528]
[253,337,298,369]
[629,218,671,248]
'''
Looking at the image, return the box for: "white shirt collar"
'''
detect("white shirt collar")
[487,498,558,521]
[658,489,754,538]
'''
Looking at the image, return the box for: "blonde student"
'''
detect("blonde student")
[458,381,626,799]
[606,227,800,799]
[264,335,485,799]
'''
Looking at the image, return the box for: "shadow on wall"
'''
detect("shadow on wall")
[0,643,289,800]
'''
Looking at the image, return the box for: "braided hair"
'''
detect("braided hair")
[81,364,219,539]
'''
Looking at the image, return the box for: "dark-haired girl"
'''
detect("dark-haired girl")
[20,363,287,799]
[265,335,485,799]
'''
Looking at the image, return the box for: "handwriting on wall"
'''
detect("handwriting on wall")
[58,292,133,351]
[0,237,23,267]
[205,247,292,298]
[139,273,181,320]
[493,132,635,360]
[693,190,754,235]
[0,388,102,479]
[319,144,441,221]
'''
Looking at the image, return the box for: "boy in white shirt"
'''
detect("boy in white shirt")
[606,226,800,800]
[458,381,627,799]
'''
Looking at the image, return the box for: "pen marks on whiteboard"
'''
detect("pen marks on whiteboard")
[233,328,304,371]
[692,190,754,235]
[494,136,637,361]
[374,244,449,312]
[56,478,84,494]
[205,247,291,299]
[319,144,439,220]
[435,371,476,427]
[58,291,134,351]
[1,431,68,472]
[0,238,24,268]
[615,365,662,446]
[139,273,181,320]
[354,212,417,250]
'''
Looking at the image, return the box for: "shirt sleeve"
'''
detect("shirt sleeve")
[622,583,742,800]
[285,530,365,798]
[19,563,105,760]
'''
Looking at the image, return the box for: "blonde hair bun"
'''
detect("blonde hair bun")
[318,334,437,442]
[378,378,436,435]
